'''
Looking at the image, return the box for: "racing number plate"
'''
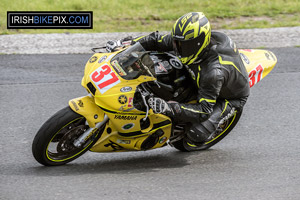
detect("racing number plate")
[90,64,120,94]
[249,64,264,88]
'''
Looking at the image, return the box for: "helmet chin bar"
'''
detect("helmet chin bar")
[179,55,194,65]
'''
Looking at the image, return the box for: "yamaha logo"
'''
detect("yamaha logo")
[89,56,98,63]
[118,95,128,104]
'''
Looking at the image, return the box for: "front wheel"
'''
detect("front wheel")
[172,110,242,152]
[32,106,105,166]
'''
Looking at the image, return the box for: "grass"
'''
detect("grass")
[1,0,300,34]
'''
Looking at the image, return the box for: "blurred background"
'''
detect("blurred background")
[1,0,300,34]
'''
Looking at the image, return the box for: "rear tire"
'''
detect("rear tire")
[172,111,242,152]
[32,106,104,166]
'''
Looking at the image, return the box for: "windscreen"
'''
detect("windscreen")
[111,43,155,80]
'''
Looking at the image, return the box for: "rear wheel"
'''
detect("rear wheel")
[172,111,242,152]
[32,106,105,166]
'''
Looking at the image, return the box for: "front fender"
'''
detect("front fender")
[69,95,105,127]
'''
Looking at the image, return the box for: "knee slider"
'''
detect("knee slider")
[186,124,211,143]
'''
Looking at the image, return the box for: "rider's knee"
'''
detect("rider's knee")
[186,123,213,143]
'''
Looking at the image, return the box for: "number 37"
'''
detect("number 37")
[90,64,120,94]
[249,64,263,88]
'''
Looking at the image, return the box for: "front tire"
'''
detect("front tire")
[172,111,242,152]
[32,106,104,166]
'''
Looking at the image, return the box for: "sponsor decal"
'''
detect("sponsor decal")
[124,108,135,112]
[268,51,276,61]
[120,86,132,93]
[78,100,83,107]
[112,60,127,76]
[71,100,79,111]
[118,95,128,104]
[98,55,107,63]
[128,97,133,108]
[119,105,126,111]
[122,123,135,130]
[114,115,137,120]
[240,53,250,64]
[159,137,167,144]
[118,105,135,112]
[90,64,121,94]
[89,56,98,63]
[117,139,131,144]
[104,140,124,151]
[264,52,271,60]
[84,128,98,142]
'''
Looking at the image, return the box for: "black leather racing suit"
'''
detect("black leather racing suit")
[134,31,250,143]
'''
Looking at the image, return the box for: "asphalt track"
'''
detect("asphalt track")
[0,48,299,200]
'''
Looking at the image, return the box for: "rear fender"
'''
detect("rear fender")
[69,95,105,127]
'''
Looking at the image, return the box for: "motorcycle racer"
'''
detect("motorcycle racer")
[107,12,250,150]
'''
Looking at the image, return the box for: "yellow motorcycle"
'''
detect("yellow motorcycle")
[32,43,277,166]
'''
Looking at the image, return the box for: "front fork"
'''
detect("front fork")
[73,115,108,147]
[69,94,107,147]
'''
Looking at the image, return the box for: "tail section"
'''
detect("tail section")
[239,49,277,87]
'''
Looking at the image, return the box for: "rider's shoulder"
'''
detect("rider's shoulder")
[211,31,237,55]
[211,31,231,44]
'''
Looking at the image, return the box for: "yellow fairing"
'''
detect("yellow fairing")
[93,75,155,114]
[69,95,105,128]
[239,49,277,87]
[89,112,172,152]
[77,50,172,152]
[81,51,156,113]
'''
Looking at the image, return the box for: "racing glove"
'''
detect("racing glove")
[106,40,122,52]
[148,97,181,118]
[106,36,133,52]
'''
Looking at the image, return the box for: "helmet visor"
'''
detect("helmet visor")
[173,32,206,58]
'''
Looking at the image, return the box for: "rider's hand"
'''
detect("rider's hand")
[106,36,133,53]
[148,97,174,115]
[106,40,122,52]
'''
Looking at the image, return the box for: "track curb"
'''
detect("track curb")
[0,27,299,54]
